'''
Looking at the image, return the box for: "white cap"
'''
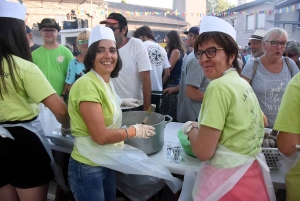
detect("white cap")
[200,16,236,41]
[89,25,116,47]
[0,1,26,21]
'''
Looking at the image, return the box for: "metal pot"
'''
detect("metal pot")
[122,111,172,154]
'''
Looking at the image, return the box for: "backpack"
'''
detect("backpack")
[250,57,293,85]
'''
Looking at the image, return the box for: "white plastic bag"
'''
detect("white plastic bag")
[38,103,61,135]
[0,125,15,140]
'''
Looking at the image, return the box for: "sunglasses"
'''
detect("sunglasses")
[108,26,120,32]
[78,39,89,45]
[283,53,297,57]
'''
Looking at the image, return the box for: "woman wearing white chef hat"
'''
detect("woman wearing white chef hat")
[181,16,276,201]
[67,25,156,200]
[0,1,70,201]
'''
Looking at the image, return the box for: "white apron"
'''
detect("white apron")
[75,70,182,201]
[0,118,65,189]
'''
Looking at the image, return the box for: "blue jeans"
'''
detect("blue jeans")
[68,157,116,201]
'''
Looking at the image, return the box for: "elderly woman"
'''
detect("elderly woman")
[241,28,299,128]
[67,25,155,201]
[182,16,275,200]
[283,40,300,69]
[0,1,70,201]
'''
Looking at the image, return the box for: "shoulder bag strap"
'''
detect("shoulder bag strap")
[284,57,292,77]
[250,59,259,85]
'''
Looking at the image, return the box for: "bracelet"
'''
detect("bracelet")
[124,128,129,141]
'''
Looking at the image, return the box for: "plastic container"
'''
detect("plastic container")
[177,129,196,158]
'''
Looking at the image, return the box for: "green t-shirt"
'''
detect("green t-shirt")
[0,55,55,122]
[32,45,73,95]
[68,71,116,166]
[199,71,264,156]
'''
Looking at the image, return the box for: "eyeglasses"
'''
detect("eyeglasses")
[266,40,287,47]
[78,39,89,45]
[283,53,297,57]
[194,47,224,59]
[41,29,56,34]
[108,26,120,32]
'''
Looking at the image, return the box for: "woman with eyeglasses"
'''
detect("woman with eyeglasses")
[241,28,299,128]
[181,16,274,200]
[283,40,300,69]
[63,31,90,95]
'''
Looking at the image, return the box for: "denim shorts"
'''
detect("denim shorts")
[68,157,116,201]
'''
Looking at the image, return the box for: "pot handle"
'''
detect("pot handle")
[163,115,173,125]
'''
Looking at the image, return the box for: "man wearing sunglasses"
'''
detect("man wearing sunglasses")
[32,18,73,99]
[284,40,300,69]
[100,13,152,111]
[246,29,267,63]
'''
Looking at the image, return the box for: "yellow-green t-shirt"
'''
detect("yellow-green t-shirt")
[199,71,264,156]
[32,45,73,95]
[68,71,117,166]
[0,55,55,122]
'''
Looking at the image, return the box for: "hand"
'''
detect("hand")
[182,121,198,136]
[163,86,179,96]
[131,124,155,139]
[61,126,71,136]
[121,98,140,108]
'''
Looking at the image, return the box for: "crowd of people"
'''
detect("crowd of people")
[1,0,300,201]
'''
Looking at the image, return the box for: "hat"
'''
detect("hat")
[247,30,267,40]
[26,25,31,34]
[89,25,116,47]
[200,16,236,41]
[0,1,26,21]
[38,18,61,32]
[100,13,127,26]
[184,27,199,35]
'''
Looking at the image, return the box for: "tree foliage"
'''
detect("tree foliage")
[207,0,236,13]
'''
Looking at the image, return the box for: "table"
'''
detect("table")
[49,122,286,189]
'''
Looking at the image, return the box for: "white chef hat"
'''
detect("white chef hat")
[0,1,26,21]
[200,16,236,41]
[89,25,116,47]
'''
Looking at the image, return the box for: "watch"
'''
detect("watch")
[187,125,198,133]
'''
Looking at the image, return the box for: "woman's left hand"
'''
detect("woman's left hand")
[163,86,179,96]
[182,121,198,135]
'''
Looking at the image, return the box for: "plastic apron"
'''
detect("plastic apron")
[192,144,276,201]
[0,118,65,189]
[75,70,182,201]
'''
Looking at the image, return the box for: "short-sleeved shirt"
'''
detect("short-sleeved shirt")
[68,71,117,166]
[112,38,152,104]
[177,52,210,122]
[32,45,74,95]
[241,57,299,128]
[199,70,264,155]
[65,58,85,85]
[0,55,55,122]
[30,43,40,52]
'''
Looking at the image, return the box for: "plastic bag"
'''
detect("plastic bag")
[0,125,15,140]
[38,103,61,135]
[178,168,196,201]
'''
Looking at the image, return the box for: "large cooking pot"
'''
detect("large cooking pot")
[122,111,172,154]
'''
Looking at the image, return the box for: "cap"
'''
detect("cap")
[26,25,31,33]
[100,13,127,26]
[89,25,116,47]
[0,1,26,21]
[38,18,61,32]
[184,27,199,35]
[247,30,267,40]
[200,16,236,41]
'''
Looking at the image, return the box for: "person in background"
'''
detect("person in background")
[283,40,300,69]
[160,30,185,121]
[65,31,90,93]
[100,13,152,111]
[273,72,300,201]
[64,43,73,52]
[241,28,299,128]
[177,26,210,123]
[246,30,267,63]
[67,25,155,201]
[72,43,80,57]
[25,25,40,52]
[182,16,274,200]
[32,18,74,101]
[0,2,70,201]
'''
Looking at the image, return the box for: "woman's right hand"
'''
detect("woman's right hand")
[163,86,179,96]
[130,124,155,139]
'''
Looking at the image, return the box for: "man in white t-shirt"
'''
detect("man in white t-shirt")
[133,26,170,91]
[100,13,152,111]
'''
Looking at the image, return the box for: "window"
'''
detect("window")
[246,14,255,31]
[256,13,266,29]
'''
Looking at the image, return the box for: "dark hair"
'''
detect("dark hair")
[119,22,128,37]
[133,26,154,40]
[166,30,186,56]
[194,32,239,72]
[0,18,32,99]
[84,41,122,78]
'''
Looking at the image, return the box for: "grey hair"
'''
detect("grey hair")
[285,40,300,53]
[263,28,288,42]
